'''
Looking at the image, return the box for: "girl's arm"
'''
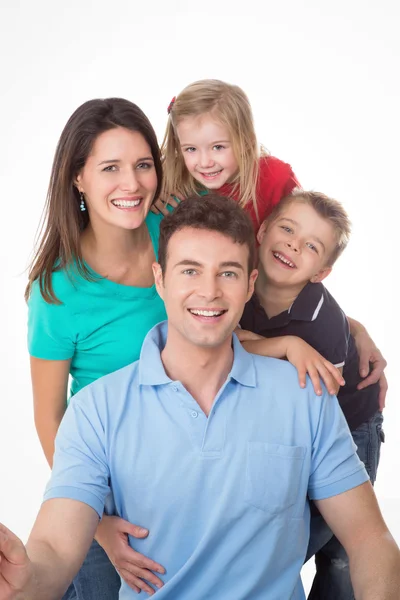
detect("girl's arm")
[30,357,71,467]
[236,330,345,396]
[347,317,388,409]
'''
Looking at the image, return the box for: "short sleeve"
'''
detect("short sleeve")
[308,391,369,500]
[313,310,350,369]
[43,388,110,518]
[28,279,76,360]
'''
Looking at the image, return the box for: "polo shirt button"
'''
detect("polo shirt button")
[172,385,179,392]
[190,410,198,418]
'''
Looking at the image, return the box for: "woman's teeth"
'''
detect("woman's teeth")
[112,199,141,207]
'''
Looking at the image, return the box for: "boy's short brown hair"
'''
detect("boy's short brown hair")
[266,189,351,265]
[158,194,256,275]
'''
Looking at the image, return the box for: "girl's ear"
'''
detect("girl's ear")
[256,220,268,245]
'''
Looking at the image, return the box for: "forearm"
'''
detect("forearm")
[347,316,367,337]
[23,539,75,600]
[241,336,289,359]
[35,413,65,468]
[350,533,400,599]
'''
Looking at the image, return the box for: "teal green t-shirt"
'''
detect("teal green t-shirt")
[28,212,167,398]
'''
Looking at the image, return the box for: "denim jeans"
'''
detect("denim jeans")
[305,410,384,600]
[62,540,121,600]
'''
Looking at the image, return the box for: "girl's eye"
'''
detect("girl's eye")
[213,145,224,151]
[280,225,293,233]
[185,147,196,153]
[221,271,238,278]
[103,165,118,172]
[306,242,318,253]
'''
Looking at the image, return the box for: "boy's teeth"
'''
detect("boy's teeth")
[190,309,224,317]
[112,199,141,207]
[273,252,295,268]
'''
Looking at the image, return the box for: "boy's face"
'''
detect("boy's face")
[153,227,257,350]
[257,201,337,287]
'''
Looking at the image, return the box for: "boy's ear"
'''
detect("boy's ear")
[152,262,164,299]
[256,220,268,245]
[310,266,332,284]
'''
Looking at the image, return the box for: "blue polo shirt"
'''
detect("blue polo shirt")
[45,322,368,600]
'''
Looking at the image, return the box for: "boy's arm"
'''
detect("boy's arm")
[236,330,344,396]
[315,483,400,599]
[347,316,387,409]
[0,499,98,599]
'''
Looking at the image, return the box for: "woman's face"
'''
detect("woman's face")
[76,127,158,231]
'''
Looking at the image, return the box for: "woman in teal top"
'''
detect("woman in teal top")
[25,98,167,599]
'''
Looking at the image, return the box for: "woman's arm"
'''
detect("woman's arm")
[30,356,71,468]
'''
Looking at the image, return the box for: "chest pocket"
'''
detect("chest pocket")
[245,442,306,515]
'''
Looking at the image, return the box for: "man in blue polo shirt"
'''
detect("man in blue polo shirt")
[0,195,399,600]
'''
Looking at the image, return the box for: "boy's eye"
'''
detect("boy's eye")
[102,165,118,172]
[306,242,318,253]
[280,225,293,233]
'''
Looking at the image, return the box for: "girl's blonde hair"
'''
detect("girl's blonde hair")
[161,79,265,217]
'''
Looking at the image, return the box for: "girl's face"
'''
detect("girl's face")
[76,127,158,231]
[176,114,239,189]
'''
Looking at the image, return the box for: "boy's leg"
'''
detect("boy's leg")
[307,411,384,600]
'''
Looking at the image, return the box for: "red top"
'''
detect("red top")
[216,155,300,231]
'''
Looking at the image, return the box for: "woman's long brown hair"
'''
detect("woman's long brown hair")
[25,98,162,304]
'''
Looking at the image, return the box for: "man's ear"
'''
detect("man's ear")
[152,262,165,299]
[256,221,268,245]
[310,266,332,284]
[246,269,258,301]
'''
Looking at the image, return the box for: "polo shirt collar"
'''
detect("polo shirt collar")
[288,282,325,322]
[138,321,256,388]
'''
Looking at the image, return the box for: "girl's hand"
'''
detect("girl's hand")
[151,194,181,216]
[95,515,165,596]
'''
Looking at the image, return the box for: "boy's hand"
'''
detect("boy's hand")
[151,194,181,216]
[285,336,345,396]
[0,524,33,598]
[95,516,165,596]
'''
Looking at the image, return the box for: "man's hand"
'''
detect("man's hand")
[353,327,388,409]
[95,516,165,596]
[0,524,33,599]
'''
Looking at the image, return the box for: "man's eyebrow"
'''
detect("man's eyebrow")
[277,217,326,251]
[173,260,244,270]
[97,156,154,166]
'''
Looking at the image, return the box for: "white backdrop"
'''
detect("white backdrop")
[0,0,399,592]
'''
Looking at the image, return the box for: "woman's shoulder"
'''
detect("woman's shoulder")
[29,265,88,308]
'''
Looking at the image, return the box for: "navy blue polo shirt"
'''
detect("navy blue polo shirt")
[240,282,379,431]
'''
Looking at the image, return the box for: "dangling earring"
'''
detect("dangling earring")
[79,191,86,212]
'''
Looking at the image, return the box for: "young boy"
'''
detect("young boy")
[239,190,383,600]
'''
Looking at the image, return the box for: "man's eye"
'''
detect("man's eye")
[182,269,197,275]
[221,271,237,278]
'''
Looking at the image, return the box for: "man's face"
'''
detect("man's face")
[257,201,337,287]
[153,227,257,349]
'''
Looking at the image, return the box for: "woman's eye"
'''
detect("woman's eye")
[137,162,153,170]
[103,165,118,172]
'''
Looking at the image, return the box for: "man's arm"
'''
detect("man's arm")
[315,482,400,599]
[0,499,98,600]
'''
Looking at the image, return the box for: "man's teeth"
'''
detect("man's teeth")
[189,309,224,317]
[112,199,141,207]
[273,252,295,268]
